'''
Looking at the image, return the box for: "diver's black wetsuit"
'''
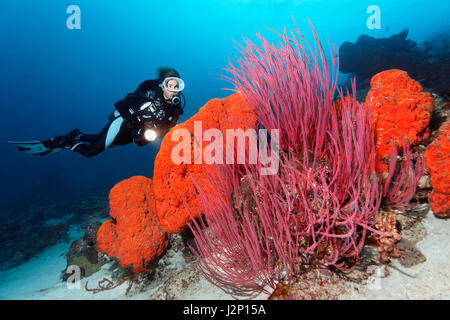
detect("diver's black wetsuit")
[70,79,184,158]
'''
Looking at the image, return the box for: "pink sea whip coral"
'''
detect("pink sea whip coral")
[223,21,338,156]
[188,97,383,296]
[187,20,420,297]
[382,140,424,210]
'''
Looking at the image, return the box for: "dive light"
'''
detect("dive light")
[144,128,158,141]
[132,121,159,146]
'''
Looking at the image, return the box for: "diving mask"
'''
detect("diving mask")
[160,77,185,93]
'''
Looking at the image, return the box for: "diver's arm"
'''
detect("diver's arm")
[114,93,141,122]
[114,80,159,122]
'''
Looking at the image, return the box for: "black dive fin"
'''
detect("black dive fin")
[8,140,64,156]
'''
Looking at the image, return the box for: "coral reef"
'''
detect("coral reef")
[366,69,434,173]
[180,18,434,297]
[0,218,69,272]
[153,92,258,233]
[0,193,108,272]
[425,120,450,217]
[96,176,168,274]
[61,221,108,280]
[339,30,450,91]
[186,22,416,297]
[88,25,446,300]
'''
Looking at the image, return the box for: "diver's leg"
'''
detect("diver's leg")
[42,129,82,149]
[71,117,125,158]
[70,136,105,158]
[78,134,98,143]
[109,120,134,146]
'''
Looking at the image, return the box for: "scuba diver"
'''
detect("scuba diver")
[9,67,185,157]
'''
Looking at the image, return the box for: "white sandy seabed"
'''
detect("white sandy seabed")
[0,209,448,300]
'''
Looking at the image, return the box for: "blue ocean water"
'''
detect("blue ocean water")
[0,0,448,293]
[0,0,449,208]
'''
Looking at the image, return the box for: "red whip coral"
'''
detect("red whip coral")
[425,120,450,218]
[366,69,434,173]
[187,21,399,297]
[381,140,424,210]
[153,93,258,233]
[96,176,168,274]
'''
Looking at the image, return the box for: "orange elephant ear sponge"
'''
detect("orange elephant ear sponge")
[425,120,450,218]
[97,176,169,274]
[153,92,259,234]
[366,69,434,172]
